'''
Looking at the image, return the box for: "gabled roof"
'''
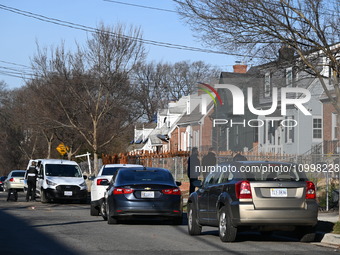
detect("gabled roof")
[177,101,214,125]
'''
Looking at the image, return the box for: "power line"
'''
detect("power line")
[0,60,30,69]
[102,0,176,13]
[0,4,263,59]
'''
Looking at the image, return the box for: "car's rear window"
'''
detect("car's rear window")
[102,167,122,176]
[11,171,25,177]
[117,170,174,185]
[216,163,308,182]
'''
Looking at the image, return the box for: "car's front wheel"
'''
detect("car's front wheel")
[187,204,202,235]
[41,189,49,203]
[218,206,237,242]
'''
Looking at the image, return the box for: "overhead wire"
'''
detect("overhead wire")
[102,0,176,13]
[0,3,265,59]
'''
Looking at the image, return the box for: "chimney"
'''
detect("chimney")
[233,61,247,73]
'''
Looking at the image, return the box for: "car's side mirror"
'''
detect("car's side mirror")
[193,180,202,187]
[83,175,88,180]
[176,181,182,186]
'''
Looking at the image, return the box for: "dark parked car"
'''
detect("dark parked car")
[102,167,182,225]
[0,176,7,191]
[187,161,318,242]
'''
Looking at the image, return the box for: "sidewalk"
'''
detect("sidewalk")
[318,211,340,248]
[318,211,339,223]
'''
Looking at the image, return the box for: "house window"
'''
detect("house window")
[186,100,190,114]
[332,113,338,140]
[313,118,322,139]
[286,67,293,87]
[264,72,271,97]
[193,130,199,148]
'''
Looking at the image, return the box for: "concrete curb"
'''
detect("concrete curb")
[317,211,340,247]
[321,233,340,247]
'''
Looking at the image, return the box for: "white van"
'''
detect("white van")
[36,159,88,203]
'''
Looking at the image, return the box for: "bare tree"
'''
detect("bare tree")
[30,24,145,174]
[175,0,340,113]
[132,60,220,122]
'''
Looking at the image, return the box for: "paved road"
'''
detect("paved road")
[0,191,338,255]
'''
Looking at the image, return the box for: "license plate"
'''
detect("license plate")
[64,191,73,196]
[141,191,154,198]
[20,179,24,183]
[270,188,287,197]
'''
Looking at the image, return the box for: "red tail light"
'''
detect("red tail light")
[9,178,14,182]
[305,181,316,199]
[96,179,108,185]
[113,188,134,195]
[235,180,252,199]
[162,188,181,195]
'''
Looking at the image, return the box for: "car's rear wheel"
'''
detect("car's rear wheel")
[101,201,107,221]
[187,204,202,235]
[90,203,100,216]
[218,206,237,242]
[106,201,118,224]
[296,226,316,242]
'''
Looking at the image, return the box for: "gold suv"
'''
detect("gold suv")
[187,161,318,242]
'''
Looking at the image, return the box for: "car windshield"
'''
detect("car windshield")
[117,170,174,185]
[45,164,82,177]
[102,167,123,176]
[11,171,25,177]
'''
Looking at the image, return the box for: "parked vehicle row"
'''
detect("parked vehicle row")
[1,159,318,243]
[88,161,318,242]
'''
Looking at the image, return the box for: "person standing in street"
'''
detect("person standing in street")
[26,162,38,202]
[187,147,200,194]
[202,147,217,179]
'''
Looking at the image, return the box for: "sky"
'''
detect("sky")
[0,0,239,89]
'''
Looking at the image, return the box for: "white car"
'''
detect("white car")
[3,170,26,191]
[35,159,88,203]
[90,164,142,216]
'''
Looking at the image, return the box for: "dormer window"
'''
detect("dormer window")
[264,72,271,97]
